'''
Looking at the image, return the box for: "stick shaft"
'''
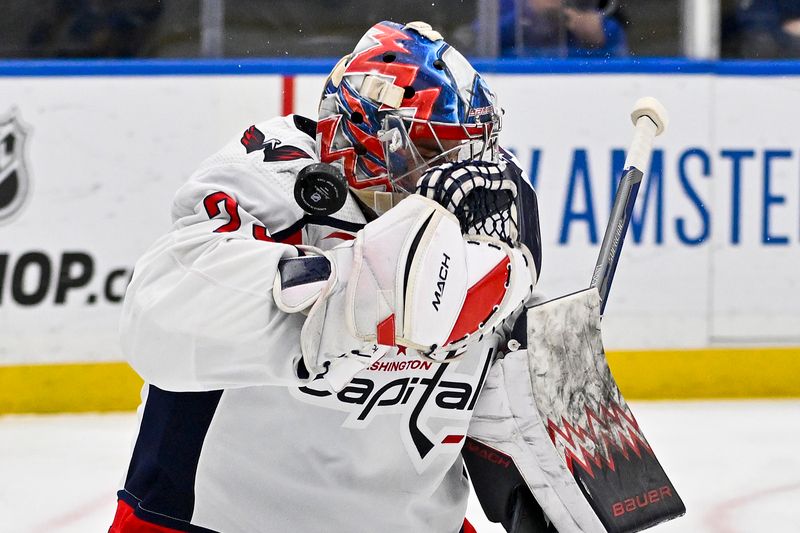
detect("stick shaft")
[590,117,658,313]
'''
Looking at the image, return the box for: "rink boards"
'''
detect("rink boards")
[0,59,798,412]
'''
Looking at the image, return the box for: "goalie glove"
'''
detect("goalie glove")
[415,160,520,245]
[273,194,536,390]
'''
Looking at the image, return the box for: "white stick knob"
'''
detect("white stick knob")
[631,96,669,136]
[624,97,669,170]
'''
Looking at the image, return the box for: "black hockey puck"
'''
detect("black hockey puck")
[294,163,348,216]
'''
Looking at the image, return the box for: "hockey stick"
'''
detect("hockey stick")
[590,97,668,315]
[516,97,682,532]
[466,97,684,533]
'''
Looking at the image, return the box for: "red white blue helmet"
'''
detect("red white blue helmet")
[316,21,502,192]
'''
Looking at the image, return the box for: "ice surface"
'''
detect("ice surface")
[1,401,799,533]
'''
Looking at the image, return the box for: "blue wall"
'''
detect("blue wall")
[2,58,800,76]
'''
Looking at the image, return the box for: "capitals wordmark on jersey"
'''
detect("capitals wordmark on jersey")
[292,346,494,473]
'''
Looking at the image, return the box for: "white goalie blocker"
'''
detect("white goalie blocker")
[275,193,536,391]
[466,98,685,533]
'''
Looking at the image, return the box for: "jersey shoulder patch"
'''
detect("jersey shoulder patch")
[241,125,313,162]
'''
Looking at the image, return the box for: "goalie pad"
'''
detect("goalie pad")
[467,289,685,533]
[276,194,536,389]
[467,348,605,533]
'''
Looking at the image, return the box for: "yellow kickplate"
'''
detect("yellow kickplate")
[0,362,143,414]
[607,347,800,400]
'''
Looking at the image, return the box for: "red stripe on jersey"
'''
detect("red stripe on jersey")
[442,434,465,444]
[376,314,395,346]
[278,229,303,245]
[462,518,478,533]
[324,231,356,241]
[445,257,510,345]
[109,499,186,533]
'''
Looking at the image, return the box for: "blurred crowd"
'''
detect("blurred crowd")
[498,0,628,58]
[723,0,800,58]
[0,0,799,60]
[12,1,164,58]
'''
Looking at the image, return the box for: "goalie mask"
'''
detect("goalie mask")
[316,20,502,194]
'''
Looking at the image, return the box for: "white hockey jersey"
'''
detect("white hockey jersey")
[117,115,507,533]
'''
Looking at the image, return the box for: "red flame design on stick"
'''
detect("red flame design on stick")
[547,400,653,478]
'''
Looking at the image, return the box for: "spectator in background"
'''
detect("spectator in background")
[728,0,800,58]
[499,0,628,59]
[27,0,162,58]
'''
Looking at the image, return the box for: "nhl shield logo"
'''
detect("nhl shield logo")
[0,109,30,224]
